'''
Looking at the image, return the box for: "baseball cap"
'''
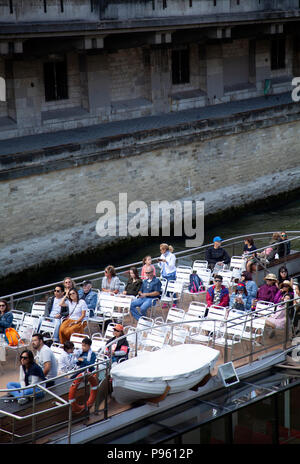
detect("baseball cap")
[82,280,92,286]
[213,236,222,242]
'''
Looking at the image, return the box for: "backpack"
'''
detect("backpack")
[5,327,22,346]
[188,273,204,293]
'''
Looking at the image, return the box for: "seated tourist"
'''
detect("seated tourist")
[229,283,248,312]
[31,333,58,388]
[265,294,291,333]
[105,324,129,364]
[71,337,96,378]
[292,283,300,335]
[240,271,258,310]
[205,236,230,272]
[256,273,278,303]
[7,349,46,405]
[58,341,79,374]
[59,288,88,344]
[274,280,294,305]
[206,275,229,308]
[123,267,143,297]
[44,284,68,342]
[130,266,162,321]
[141,256,156,280]
[78,280,98,317]
[101,265,120,294]
[243,236,257,273]
[63,276,76,293]
[266,233,285,261]
[277,266,293,286]
[0,300,14,335]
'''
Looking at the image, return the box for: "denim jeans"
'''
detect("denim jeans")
[6,382,44,399]
[130,297,157,320]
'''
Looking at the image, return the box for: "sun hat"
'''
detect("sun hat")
[264,273,277,281]
[280,280,293,290]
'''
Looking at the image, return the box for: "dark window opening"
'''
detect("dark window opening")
[172,48,190,85]
[271,38,286,70]
[44,60,68,102]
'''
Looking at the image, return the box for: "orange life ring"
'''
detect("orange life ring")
[68,372,98,413]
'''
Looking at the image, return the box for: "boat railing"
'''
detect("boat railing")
[1,296,299,444]
[2,231,300,312]
[0,356,109,444]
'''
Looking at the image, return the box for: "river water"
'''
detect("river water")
[1,197,300,296]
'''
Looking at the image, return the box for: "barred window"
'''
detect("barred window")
[172,48,190,85]
[43,59,68,101]
[271,38,286,70]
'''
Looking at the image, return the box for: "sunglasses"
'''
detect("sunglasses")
[114,329,121,332]
[20,356,29,360]
[0,304,6,307]
[54,289,62,292]
[214,280,222,283]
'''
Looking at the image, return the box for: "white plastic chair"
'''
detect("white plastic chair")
[160,280,184,307]
[11,310,25,330]
[175,266,192,286]
[31,302,46,318]
[165,307,185,325]
[192,260,208,272]
[51,342,64,363]
[256,301,275,317]
[39,317,58,340]
[194,268,212,289]
[183,302,207,330]
[23,313,41,333]
[230,256,246,279]
[70,333,87,350]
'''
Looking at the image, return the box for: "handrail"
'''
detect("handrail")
[1,231,300,304]
[0,295,298,444]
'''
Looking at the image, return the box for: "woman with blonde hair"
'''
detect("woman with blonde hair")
[158,243,176,281]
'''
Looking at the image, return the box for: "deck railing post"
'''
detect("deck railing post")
[31,388,36,444]
[224,321,228,364]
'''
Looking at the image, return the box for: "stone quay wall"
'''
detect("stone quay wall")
[1,103,300,278]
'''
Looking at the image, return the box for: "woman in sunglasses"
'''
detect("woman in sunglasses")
[6,349,46,405]
[59,288,88,344]
[0,300,14,335]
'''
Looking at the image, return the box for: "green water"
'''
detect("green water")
[1,197,300,296]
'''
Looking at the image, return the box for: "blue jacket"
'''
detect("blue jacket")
[229,292,248,311]
[245,280,258,310]
[0,311,14,333]
[76,349,96,373]
[78,289,98,316]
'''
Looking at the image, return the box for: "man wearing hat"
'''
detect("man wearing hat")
[256,274,278,303]
[78,280,98,317]
[205,236,231,272]
[105,324,129,364]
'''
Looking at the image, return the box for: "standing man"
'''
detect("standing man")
[31,333,58,386]
[130,266,162,321]
[43,284,68,342]
[78,280,98,317]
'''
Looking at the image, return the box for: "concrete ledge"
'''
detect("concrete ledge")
[0,96,300,181]
[41,106,89,124]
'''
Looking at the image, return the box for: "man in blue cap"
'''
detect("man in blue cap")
[205,236,231,272]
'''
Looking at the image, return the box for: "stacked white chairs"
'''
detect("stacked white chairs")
[190,306,227,345]
[168,326,189,346]
[91,333,107,353]
[242,313,266,345]
[141,323,168,352]
[160,280,184,307]
[255,301,275,317]
[123,325,139,357]
[39,317,58,340]
[192,260,208,272]
[175,266,192,286]
[31,302,46,318]
[183,302,207,331]
[110,294,133,323]
[135,316,154,347]
[213,310,247,350]
[11,310,25,330]
[165,307,185,325]
[230,256,246,279]
[23,313,41,333]
[218,269,234,288]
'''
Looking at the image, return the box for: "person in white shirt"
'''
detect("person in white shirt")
[31,333,58,386]
[158,243,176,281]
[58,341,79,374]
[59,288,88,344]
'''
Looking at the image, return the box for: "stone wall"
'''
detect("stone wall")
[1,111,300,277]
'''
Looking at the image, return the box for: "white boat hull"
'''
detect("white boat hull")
[111,344,220,404]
